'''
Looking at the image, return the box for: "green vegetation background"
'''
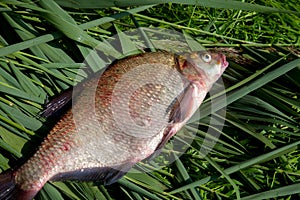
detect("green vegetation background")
[0,0,300,199]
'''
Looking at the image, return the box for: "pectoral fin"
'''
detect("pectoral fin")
[153,83,195,155]
[168,83,195,124]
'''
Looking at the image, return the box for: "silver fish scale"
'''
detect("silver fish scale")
[36,52,183,178]
[71,58,185,166]
[13,51,229,194]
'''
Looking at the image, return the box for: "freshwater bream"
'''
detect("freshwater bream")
[0,51,228,199]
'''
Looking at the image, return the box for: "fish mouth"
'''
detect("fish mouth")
[221,54,229,69]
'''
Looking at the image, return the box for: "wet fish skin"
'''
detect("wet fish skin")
[0,51,228,200]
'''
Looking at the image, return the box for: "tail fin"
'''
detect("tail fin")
[0,170,17,200]
[0,170,38,200]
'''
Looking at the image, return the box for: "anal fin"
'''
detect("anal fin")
[50,162,135,185]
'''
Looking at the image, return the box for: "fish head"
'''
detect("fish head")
[176,51,229,89]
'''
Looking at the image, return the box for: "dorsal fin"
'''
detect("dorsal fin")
[40,88,74,118]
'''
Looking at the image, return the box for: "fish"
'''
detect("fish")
[0,51,228,200]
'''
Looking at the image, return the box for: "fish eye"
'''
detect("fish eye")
[201,53,212,63]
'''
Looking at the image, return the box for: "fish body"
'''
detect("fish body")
[0,51,228,200]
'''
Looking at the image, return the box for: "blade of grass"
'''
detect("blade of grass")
[114,24,141,56]
[0,102,42,130]
[130,15,156,52]
[0,82,44,104]
[183,30,205,51]
[0,126,27,157]
[241,183,300,200]
[112,7,259,44]
[232,94,297,123]
[126,169,168,191]
[191,58,300,122]
[118,178,162,200]
[2,0,51,13]
[124,175,181,200]
[10,63,45,97]
[186,126,245,155]
[170,140,300,194]
[204,53,287,103]
[221,112,276,149]
[38,183,64,200]
[0,138,22,158]
[0,65,21,88]
[173,153,203,200]
[0,5,154,57]
[13,54,75,85]
[55,0,300,16]
[262,88,300,110]
[202,154,241,200]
